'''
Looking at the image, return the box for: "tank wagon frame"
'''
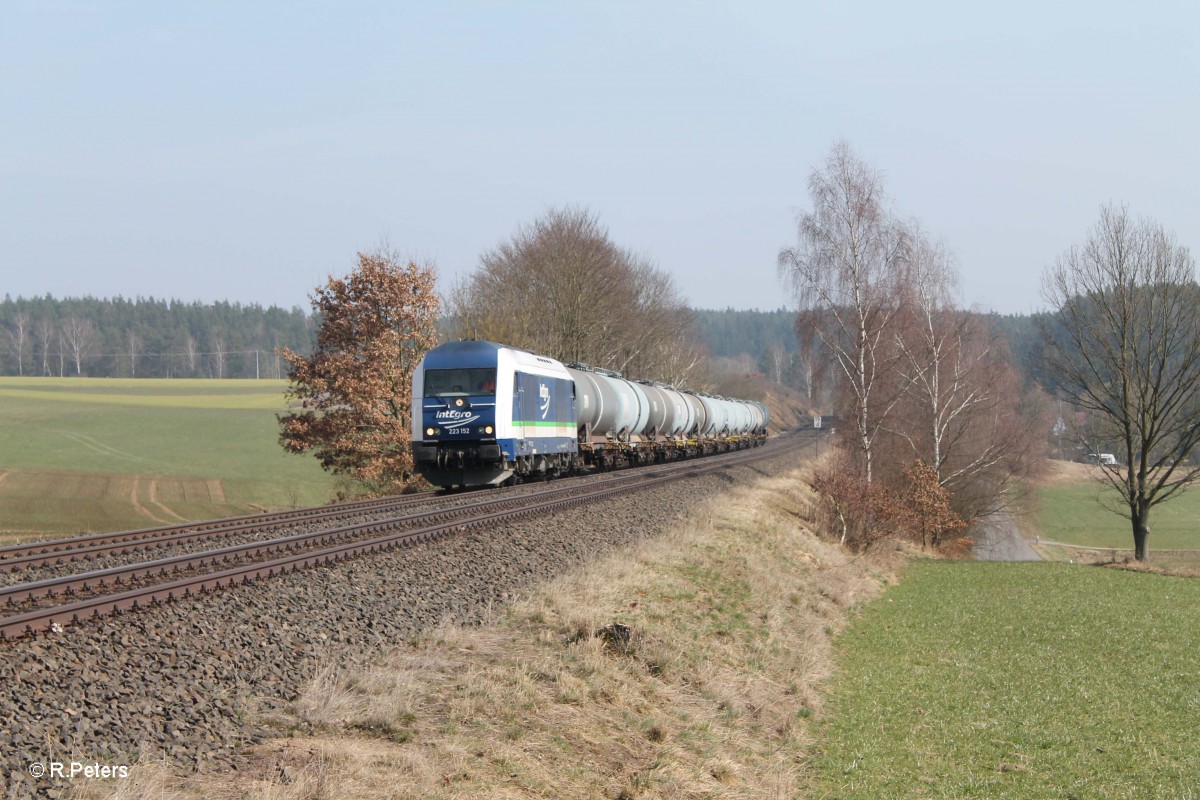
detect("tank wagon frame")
[412,340,768,489]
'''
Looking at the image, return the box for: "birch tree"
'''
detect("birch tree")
[127,330,143,377]
[35,318,54,375]
[60,316,96,375]
[5,312,29,375]
[778,141,907,483]
[889,229,1037,515]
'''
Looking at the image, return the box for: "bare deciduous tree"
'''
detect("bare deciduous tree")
[1041,204,1200,561]
[778,141,908,483]
[185,335,199,375]
[35,318,54,376]
[793,310,827,403]
[211,338,226,379]
[60,316,96,375]
[5,312,29,376]
[449,207,701,386]
[889,229,1040,516]
[127,330,143,377]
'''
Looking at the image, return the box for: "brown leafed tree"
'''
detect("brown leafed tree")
[811,455,971,552]
[1041,204,1200,561]
[896,460,972,550]
[810,453,895,550]
[278,251,440,494]
[449,207,702,386]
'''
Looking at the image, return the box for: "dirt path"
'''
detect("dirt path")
[972,511,1041,561]
[148,478,188,522]
[129,477,172,524]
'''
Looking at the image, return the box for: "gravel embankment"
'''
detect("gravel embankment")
[0,484,595,590]
[0,452,793,797]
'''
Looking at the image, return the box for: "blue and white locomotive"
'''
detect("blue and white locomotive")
[412,340,768,489]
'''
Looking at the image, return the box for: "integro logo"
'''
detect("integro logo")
[434,408,481,429]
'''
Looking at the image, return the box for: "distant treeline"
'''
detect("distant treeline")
[691,307,1046,391]
[0,295,1045,387]
[692,308,797,359]
[0,295,314,379]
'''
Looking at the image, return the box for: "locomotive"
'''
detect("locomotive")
[411,340,769,489]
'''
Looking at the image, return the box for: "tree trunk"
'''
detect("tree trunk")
[1132,511,1149,562]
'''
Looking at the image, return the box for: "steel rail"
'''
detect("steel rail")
[0,441,781,640]
[0,436,786,573]
[0,492,440,573]
[0,443,772,611]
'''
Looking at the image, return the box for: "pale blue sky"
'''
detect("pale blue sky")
[2,1,1196,314]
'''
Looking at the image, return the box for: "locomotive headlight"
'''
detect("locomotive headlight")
[485,425,493,435]
[426,427,436,437]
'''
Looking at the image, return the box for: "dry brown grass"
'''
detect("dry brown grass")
[1033,541,1200,576]
[1039,458,1099,486]
[83,465,897,799]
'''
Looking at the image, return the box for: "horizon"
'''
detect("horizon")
[2,292,1046,319]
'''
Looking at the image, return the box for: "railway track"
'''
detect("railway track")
[0,491,439,573]
[1,439,789,641]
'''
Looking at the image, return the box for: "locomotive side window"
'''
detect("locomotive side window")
[423,368,497,397]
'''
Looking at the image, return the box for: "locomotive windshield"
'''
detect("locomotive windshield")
[424,368,497,397]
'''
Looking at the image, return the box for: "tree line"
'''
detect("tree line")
[0,295,313,379]
[0,289,1051,394]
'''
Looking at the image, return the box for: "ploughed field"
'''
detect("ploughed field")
[0,438,802,798]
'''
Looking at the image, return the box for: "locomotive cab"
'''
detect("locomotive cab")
[412,341,577,489]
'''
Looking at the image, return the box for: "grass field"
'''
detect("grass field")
[1028,461,1200,563]
[1035,484,1200,550]
[813,560,1200,799]
[0,377,337,540]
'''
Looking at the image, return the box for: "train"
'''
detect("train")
[411,340,769,489]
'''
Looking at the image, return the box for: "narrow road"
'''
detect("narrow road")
[971,511,1041,561]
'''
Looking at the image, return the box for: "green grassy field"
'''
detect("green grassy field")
[0,377,337,540]
[813,560,1200,799]
[1034,482,1200,550]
